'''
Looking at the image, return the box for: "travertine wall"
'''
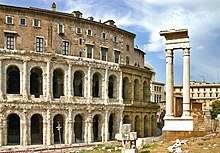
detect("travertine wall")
[0,4,157,147]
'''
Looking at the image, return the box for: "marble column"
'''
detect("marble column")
[165,49,174,117]
[46,61,52,100]
[118,71,123,104]
[183,48,191,117]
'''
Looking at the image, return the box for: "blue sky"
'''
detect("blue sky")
[1,0,220,84]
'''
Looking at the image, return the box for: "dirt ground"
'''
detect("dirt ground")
[141,134,220,153]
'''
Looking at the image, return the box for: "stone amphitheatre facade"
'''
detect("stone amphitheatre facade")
[0,3,157,146]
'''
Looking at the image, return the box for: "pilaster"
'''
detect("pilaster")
[46,61,52,101]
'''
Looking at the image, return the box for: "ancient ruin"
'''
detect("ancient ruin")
[0,3,157,147]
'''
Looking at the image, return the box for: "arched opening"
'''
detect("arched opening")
[108,114,114,140]
[134,79,140,101]
[135,115,141,137]
[31,114,43,144]
[143,81,148,102]
[151,115,155,136]
[144,115,149,137]
[7,114,20,145]
[30,68,43,98]
[108,76,114,98]
[74,114,83,143]
[92,73,102,98]
[108,75,117,99]
[7,66,20,94]
[93,115,101,142]
[53,114,64,144]
[123,115,130,124]
[74,71,83,97]
[122,77,130,100]
[53,69,64,98]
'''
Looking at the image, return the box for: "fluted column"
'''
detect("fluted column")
[23,61,28,100]
[165,49,174,117]
[46,61,52,100]
[183,48,191,117]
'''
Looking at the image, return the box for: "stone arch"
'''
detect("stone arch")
[53,114,64,144]
[134,79,140,101]
[108,75,117,98]
[108,113,117,140]
[144,115,149,137]
[31,114,43,144]
[143,81,148,101]
[73,70,84,97]
[123,115,131,124]
[74,114,83,143]
[135,115,141,137]
[151,115,155,136]
[92,72,102,98]
[53,68,64,98]
[122,77,131,100]
[93,114,102,142]
[7,113,20,145]
[7,65,20,94]
[30,67,43,98]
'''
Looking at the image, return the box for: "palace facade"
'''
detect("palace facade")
[0,3,157,146]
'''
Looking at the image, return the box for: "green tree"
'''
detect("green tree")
[211,100,220,119]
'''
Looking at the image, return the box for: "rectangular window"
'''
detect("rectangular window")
[6,15,13,24]
[126,45,129,51]
[36,37,44,52]
[79,38,82,45]
[126,56,130,65]
[87,45,93,58]
[101,47,108,61]
[62,41,69,55]
[33,19,40,27]
[58,24,64,34]
[102,32,106,39]
[19,17,26,26]
[76,27,82,34]
[114,51,120,63]
[87,29,92,36]
[6,36,14,49]
[113,36,118,43]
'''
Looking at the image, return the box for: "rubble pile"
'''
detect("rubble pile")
[167,139,189,153]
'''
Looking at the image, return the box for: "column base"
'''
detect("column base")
[163,116,193,131]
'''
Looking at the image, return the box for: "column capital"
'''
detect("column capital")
[165,49,173,57]
[183,48,190,56]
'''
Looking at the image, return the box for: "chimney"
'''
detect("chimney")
[52,2,56,11]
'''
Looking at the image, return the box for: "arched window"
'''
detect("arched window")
[53,69,64,98]
[135,115,141,137]
[93,115,101,142]
[30,67,43,98]
[123,115,130,124]
[7,66,20,94]
[74,71,83,97]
